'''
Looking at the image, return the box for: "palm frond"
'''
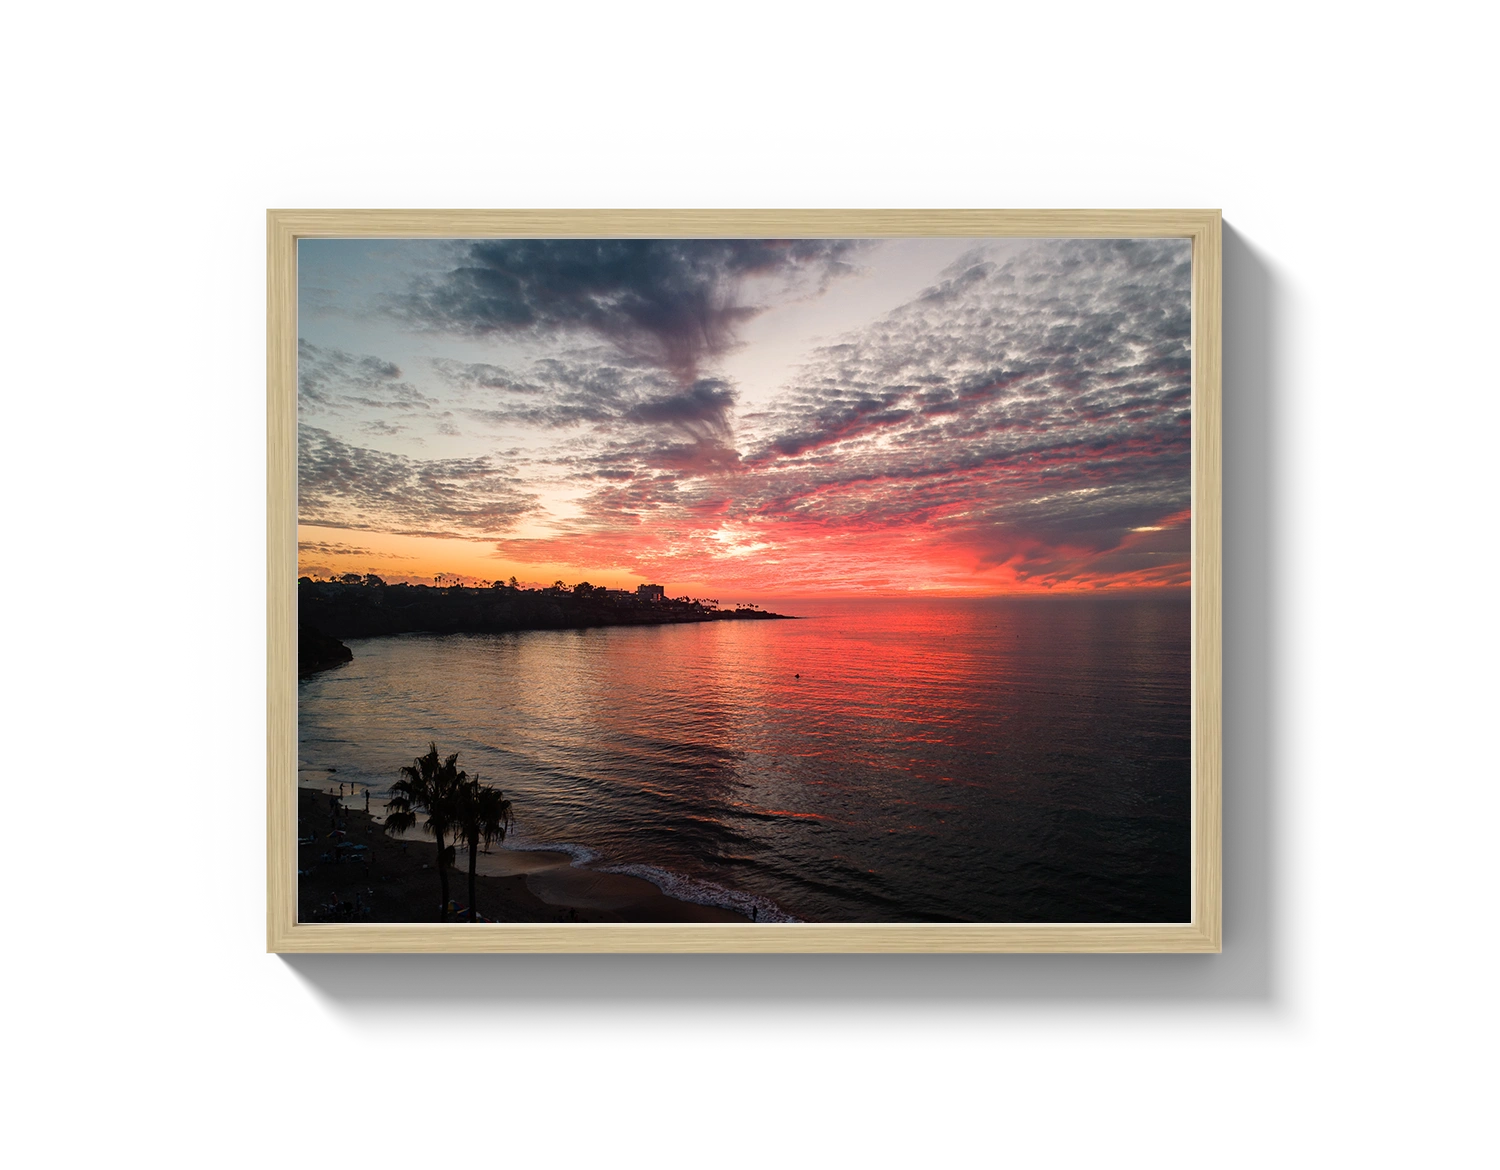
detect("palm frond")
[451,774,517,851]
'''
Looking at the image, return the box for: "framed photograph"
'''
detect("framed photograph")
[184,118,1326,1050]
[267,210,1220,953]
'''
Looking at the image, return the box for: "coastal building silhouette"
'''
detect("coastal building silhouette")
[637,584,665,602]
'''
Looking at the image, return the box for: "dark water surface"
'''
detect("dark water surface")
[297,594,1190,922]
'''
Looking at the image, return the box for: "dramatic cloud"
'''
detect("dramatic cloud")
[720,238,1194,586]
[299,237,1194,593]
[489,239,1192,591]
[297,426,534,539]
[395,238,865,381]
[753,239,1189,467]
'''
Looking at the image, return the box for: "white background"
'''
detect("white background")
[3,3,1495,1166]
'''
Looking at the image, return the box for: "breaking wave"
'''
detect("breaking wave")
[598,862,799,923]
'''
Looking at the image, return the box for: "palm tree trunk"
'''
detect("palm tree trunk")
[435,829,450,920]
[468,840,478,922]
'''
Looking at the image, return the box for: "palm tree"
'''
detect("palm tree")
[453,776,514,922]
[384,742,465,920]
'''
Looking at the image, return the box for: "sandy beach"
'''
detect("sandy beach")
[297,785,746,924]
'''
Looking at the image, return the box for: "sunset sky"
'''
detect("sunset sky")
[297,236,1192,599]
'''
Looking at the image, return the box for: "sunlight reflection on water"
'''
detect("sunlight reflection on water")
[298,594,1190,922]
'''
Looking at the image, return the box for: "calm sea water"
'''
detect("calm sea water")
[297,594,1190,922]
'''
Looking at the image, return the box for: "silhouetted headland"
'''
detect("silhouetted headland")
[297,576,795,673]
[298,623,353,676]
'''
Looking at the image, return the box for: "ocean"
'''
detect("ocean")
[296,593,1191,923]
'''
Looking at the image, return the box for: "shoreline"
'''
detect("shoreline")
[297,785,750,924]
[299,609,799,679]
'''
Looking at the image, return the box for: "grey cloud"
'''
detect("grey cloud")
[298,340,435,415]
[430,359,545,395]
[452,353,742,473]
[454,352,661,430]
[297,426,535,539]
[298,540,375,556]
[623,378,739,469]
[625,379,736,429]
[393,238,866,382]
[296,540,420,566]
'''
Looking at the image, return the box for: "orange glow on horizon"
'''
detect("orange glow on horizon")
[298,502,1191,598]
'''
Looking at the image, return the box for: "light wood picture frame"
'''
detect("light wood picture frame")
[268,209,1221,953]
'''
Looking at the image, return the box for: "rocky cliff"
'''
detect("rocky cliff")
[298,623,353,676]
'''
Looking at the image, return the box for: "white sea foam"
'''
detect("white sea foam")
[503,838,599,867]
[505,833,795,919]
[597,862,799,923]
